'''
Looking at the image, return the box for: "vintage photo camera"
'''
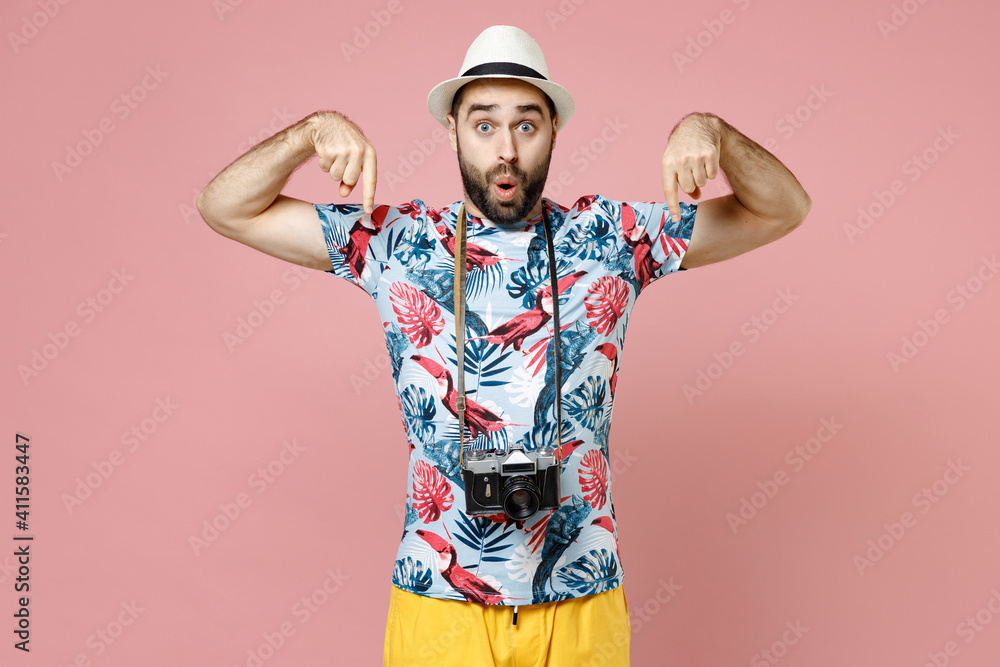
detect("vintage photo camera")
[462,444,561,520]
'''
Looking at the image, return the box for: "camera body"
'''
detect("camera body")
[462,444,561,520]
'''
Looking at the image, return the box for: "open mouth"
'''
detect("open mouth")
[494,176,518,201]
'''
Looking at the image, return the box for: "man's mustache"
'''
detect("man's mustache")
[487,165,526,181]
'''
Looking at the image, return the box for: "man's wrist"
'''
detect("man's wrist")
[280,112,321,162]
[671,112,724,143]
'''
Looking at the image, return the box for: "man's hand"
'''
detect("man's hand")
[663,112,810,269]
[661,113,723,222]
[198,109,379,271]
[310,111,378,213]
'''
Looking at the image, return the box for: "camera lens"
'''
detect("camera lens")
[502,476,540,520]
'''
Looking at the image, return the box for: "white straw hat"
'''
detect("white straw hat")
[427,25,575,131]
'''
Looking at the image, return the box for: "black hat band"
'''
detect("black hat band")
[461,62,547,80]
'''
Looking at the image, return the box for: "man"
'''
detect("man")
[197,25,810,667]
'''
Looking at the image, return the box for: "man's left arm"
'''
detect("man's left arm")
[660,113,812,269]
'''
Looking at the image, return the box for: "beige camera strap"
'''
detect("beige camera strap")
[454,205,470,468]
[453,204,564,468]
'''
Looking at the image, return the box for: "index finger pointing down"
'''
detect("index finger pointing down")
[362,147,377,214]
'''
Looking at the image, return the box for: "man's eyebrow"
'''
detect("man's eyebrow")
[465,103,498,117]
[515,104,544,116]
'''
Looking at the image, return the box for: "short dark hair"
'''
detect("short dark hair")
[450,82,557,127]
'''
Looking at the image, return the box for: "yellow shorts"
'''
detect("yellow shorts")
[383,583,631,666]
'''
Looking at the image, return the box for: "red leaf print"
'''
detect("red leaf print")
[585,276,629,335]
[524,336,549,377]
[398,202,420,219]
[412,460,454,523]
[579,450,609,509]
[390,282,444,348]
[526,512,552,554]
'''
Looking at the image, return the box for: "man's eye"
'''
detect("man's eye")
[476,122,491,132]
[518,122,534,132]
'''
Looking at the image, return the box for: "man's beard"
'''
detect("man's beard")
[457,137,552,228]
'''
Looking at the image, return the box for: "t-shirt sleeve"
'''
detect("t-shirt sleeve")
[313,202,393,298]
[612,198,698,292]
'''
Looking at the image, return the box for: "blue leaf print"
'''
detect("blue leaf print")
[453,512,516,564]
[557,211,615,261]
[393,556,434,594]
[555,549,619,596]
[466,260,504,299]
[317,209,352,279]
[397,223,433,267]
[563,376,607,432]
[447,338,515,389]
[401,385,436,443]
[517,418,575,453]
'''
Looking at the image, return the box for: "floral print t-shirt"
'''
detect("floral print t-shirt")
[314,195,697,606]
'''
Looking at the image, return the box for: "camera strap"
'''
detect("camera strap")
[453,204,563,468]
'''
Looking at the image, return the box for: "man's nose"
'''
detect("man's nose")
[497,128,517,163]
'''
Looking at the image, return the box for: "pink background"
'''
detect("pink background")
[3,0,999,664]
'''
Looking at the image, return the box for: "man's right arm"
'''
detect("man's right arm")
[196,111,377,271]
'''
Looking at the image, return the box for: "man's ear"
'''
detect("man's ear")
[551,113,558,149]
[446,113,458,153]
